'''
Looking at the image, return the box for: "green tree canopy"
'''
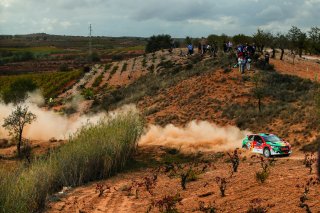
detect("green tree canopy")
[145,34,173,53]
[287,26,307,57]
[1,78,37,104]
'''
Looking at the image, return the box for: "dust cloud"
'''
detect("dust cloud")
[0,92,110,140]
[139,121,250,153]
[1,92,249,151]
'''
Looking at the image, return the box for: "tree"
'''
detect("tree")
[275,33,289,60]
[232,34,252,45]
[253,29,272,53]
[287,26,307,57]
[1,78,37,104]
[145,34,173,53]
[184,36,192,45]
[268,33,277,59]
[308,27,320,54]
[252,73,265,113]
[207,34,224,51]
[2,105,36,157]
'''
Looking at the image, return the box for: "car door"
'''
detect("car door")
[253,135,264,154]
[247,135,254,149]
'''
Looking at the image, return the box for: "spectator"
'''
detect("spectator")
[264,51,270,64]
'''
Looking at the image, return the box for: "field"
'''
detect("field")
[0,34,146,74]
[0,70,83,98]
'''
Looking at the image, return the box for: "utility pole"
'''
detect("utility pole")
[89,24,92,62]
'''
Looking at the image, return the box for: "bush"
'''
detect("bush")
[0,111,143,213]
[104,63,112,71]
[255,170,269,183]
[82,88,94,100]
[254,59,274,71]
[1,78,37,104]
[92,74,103,87]
[121,62,128,74]
[145,34,173,53]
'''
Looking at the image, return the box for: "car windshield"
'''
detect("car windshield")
[262,135,281,142]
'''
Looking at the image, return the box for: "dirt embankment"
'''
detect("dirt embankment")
[46,146,320,213]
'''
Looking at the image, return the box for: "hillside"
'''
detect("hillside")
[44,49,320,212]
[1,48,319,213]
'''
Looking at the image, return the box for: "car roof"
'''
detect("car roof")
[248,133,276,137]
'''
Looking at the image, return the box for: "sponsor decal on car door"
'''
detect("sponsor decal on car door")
[253,136,264,154]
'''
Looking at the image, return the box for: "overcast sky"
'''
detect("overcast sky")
[0,0,319,37]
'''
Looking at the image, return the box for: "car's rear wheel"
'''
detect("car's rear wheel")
[263,148,271,158]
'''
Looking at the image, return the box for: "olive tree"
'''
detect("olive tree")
[252,72,265,113]
[275,33,289,60]
[253,29,272,53]
[2,105,36,157]
[287,26,307,57]
[308,27,320,55]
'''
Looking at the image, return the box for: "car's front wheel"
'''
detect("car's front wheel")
[263,148,271,158]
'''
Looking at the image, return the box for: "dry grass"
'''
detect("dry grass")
[0,110,143,213]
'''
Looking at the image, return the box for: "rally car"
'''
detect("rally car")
[242,133,292,158]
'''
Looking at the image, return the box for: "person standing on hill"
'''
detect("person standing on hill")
[223,41,228,53]
[264,52,270,64]
[187,44,194,55]
[237,44,246,74]
[197,42,201,54]
[227,41,233,52]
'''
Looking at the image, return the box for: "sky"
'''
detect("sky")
[0,0,319,37]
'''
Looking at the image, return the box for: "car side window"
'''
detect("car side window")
[248,135,254,141]
[254,136,263,143]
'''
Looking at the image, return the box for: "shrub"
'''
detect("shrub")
[59,63,69,72]
[92,74,103,87]
[198,201,217,213]
[104,63,112,71]
[0,111,143,213]
[1,78,37,104]
[145,34,172,53]
[158,60,175,69]
[215,177,227,197]
[227,149,240,173]
[298,177,320,213]
[255,157,270,183]
[108,65,119,80]
[246,198,267,213]
[121,62,128,74]
[255,170,269,184]
[304,152,316,174]
[82,88,94,100]
[152,194,182,213]
[254,59,274,71]
[142,57,147,67]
